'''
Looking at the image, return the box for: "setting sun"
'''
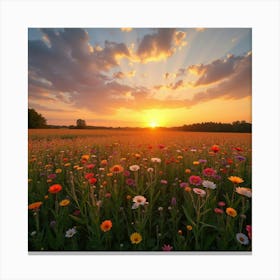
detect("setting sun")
[149,121,158,128]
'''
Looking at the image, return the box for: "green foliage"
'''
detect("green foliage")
[28,108,47,128]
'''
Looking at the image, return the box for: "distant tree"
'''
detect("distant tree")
[76,119,86,129]
[28,108,47,128]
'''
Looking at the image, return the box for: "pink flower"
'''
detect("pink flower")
[86,164,95,169]
[189,175,202,186]
[193,188,206,197]
[203,168,216,177]
[162,244,173,251]
[214,208,224,214]
[126,178,135,186]
[218,201,226,207]
[161,180,168,185]
[246,225,252,240]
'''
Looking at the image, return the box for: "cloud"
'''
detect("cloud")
[188,54,244,86]
[120,28,133,32]
[113,70,136,79]
[136,28,187,63]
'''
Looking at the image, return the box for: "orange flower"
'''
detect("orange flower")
[186,225,193,231]
[185,168,191,174]
[184,186,192,192]
[100,220,113,232]
[211,145,220,153]
[100,159,108,166]
[226,207,237,217]
[28,201,43,210]
[228,176,244,184]
[81,154,90,161]
[48,184,62,194]
[109,164,124,173]
[59,199,70,206]
[130,232,142,244]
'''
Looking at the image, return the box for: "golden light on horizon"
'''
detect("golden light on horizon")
[149,121,158,128]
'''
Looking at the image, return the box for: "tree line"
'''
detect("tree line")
[28,108,251,132]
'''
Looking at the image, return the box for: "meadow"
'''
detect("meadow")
[28,129,252,251]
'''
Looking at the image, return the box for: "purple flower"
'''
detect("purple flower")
[199,159,207,164]
[126,178,135,186]
[47,173,56,179]
[123,170,130,177]
[162,244,173,251]
[171,197,177,206]
[179,182,189,188]
[235,155,246,161]
[50,220,56,228]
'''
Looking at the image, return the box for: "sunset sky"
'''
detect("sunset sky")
[28,28,252,127]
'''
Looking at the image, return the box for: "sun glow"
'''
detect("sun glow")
[149,121,158,128]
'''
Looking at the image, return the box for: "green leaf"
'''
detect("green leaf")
[182,206,196,226]
[69,214,87,225]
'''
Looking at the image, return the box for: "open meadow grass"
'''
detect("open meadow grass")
[28,129,252,251]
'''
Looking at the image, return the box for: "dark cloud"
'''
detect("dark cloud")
[189,54,244,86]
[136,28,186,62]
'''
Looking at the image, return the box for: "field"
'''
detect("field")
[28,129,252,251]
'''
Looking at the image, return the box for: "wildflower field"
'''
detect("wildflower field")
[28,129,252,251]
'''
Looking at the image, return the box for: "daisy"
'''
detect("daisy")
[235,187,252,198]
[130,232,142,244]
[236,233,249,245]
[151,157,161,163]
[226,207,237,217]
[193,188,206,197]
[228,176,244,184]
[129,164,140,172]
[132,195,148,209]
[65,227,77,238]
[202,180,216,189]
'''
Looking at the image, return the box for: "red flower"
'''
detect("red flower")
[85,173,94,180]
[86,164,95,169]
[89,177,97,185]
[203,168,216,177]
[189,175,202,186]
[48,184,62,194]
[211,145,219,153]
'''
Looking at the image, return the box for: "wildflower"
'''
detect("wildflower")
[193,161,200,165]
[48,184,62,194]
[47,173,56,179]
[226,207,237,217]
[44,195,48,199]
[235,187,252,198]
[236,233,249,245]
[235,155,246,161]
[59,199,70,207]
[211,145,219,153]
[88,177,97,185]
[105,192,111,198]
[64,163,71,167]
[50,220,56,228]
[81,154,90,161]
[100,220,113,232]
[86,163,95,169]
[179,182,188,188]
[185,168,191,174]
[100,159,108,166]
[129,165,140,172]
[185,186,192,192]
[178,230,183,235]
[31,231,36,236]
[171,197,177,206]
[107,172,113,177]
[126,195,132,200]
[130,232,142,244]
[132,195,148,209]
[228,176,244,184]
[28,201,43,210]
[151,157,161,163]
[109,164,124,173]
[85,173,94,180]
[218,201,226,207]
[189,175,202,186]
[55,168,62,174]
[203,167,216,177]
[134,153,141,159]
[126,178,135,186]
[186,225,193,231]
[214,208,224,214]
[147,167,154,173]
[160,179,168,185]
[202,180,216,189]
[199,159,207,164]
[65,227,77,238]
[158,144,165,149]
[73,209,80,216]
[158,206,164,211]
[162,244,173,251]
[193,188,206,197]
[177,155,183,160]
[246,225,252,240]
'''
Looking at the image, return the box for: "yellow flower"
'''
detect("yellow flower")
[226,207,237,217]
[177,155,183,160]
[77,167,83,171]
[130,232,142,244]
[100,159,108,166]
[228,176,244,184]
[64,163,71,167]
[47,179,52,183]
[59,199,70,207]
[55,168,62,174]
[193,161,200,165]
[186,225,193,231]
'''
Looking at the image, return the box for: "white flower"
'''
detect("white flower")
[235,187,252,198]
[202,180,217,189]
[147,167,154,173]
[151,157,161,163]
[236,233,249,245]
[65,227,77,238]
[193,188,206,197]
[132,195,148,209]
[129,164,140,172]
